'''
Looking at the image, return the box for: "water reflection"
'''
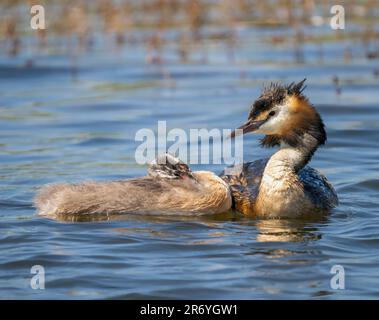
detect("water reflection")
[38,210,239,223]
[47,209,325,246]
[255,218,325,243]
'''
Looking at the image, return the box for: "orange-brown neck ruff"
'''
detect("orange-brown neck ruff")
[260,96,326,171]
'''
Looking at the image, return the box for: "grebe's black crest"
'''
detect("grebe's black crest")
[249,79,307,119]
[247,79,326,151]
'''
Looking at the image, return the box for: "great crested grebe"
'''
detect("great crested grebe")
[220,79,338,218]
[35,154,231,219]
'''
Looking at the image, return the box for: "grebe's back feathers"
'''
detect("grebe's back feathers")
[299,166,338,210]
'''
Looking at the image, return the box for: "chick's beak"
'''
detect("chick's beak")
[230,119,266,138]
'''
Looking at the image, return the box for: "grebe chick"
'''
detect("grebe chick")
[35,154,232,219]
[220,79,338,218]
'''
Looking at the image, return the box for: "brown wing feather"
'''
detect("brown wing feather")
[219,159,269,214]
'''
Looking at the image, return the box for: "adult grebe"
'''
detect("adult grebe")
[220,79,338,218]
[35,154,231,219]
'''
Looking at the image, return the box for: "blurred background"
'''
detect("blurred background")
[2,0,379,64]
[1,1,379,299]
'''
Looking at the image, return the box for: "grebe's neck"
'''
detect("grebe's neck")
[255,133,321,217]
[265,132,320,177]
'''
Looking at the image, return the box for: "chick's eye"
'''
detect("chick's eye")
[269,111,276,117]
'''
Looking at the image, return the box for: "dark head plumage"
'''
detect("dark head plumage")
[249,79,307,119]
[232,79,327,162]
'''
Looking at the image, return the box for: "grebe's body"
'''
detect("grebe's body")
[220,79,338,218]
[221,158,337,218]
[35,154,231,219]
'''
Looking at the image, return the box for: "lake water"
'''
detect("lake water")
[1,26,379,299]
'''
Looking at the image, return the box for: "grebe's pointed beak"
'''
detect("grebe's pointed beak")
[230,119,266,138]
